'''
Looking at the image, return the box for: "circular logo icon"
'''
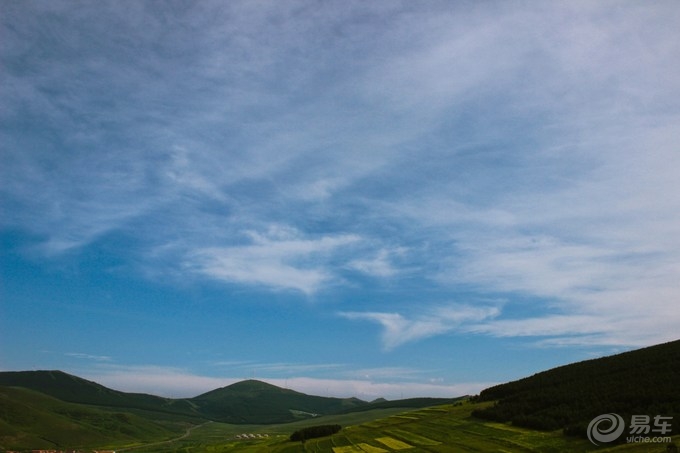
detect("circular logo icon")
[587,413,625,445]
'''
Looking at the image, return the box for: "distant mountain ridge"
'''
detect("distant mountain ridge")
[0,370,457,425]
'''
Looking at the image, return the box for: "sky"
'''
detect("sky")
[1,1,680,400]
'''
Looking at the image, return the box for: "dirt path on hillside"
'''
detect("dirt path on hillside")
[117,420,213,451]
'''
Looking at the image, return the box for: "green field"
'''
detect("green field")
[111,402,679,453]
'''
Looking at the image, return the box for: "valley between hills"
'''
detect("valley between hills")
[1,339,679,452]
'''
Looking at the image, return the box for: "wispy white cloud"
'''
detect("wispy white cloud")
[386,142,680,349]
[439,125,680,347]
[345,3,680,349]
[186,226,360,294]
[344,366,426,382]
[64,352,113,362]
[347,248,405,278]
[340,304,501,350]
[210,360,345,376]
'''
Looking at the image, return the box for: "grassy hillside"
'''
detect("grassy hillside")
[0,385,187,450]
[0,370,203,420]
[473,339,680,439]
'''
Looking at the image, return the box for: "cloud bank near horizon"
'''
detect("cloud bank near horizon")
[79,364,493,400]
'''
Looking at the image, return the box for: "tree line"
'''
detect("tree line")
[290,424,342,442]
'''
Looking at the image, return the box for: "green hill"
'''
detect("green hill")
[190,379,368,424]
[473,338,680,440]
[0,385,186,450]
[0,370,203,419]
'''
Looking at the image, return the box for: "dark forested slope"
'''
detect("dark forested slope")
[473,339,680,437]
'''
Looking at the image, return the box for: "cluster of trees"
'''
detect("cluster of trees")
[472,339,680,440]
[290,424,341,442]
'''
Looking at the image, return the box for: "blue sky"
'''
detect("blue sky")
[1,0,679,399]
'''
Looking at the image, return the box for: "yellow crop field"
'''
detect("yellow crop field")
[375,436,413,450]
[332,446,363,453]
[386,429,441,446]
[356,443,388,453]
